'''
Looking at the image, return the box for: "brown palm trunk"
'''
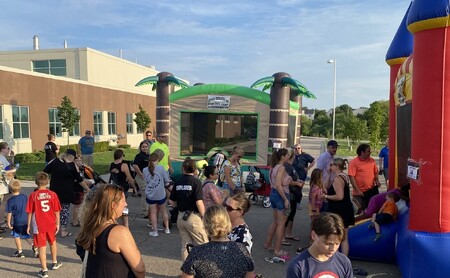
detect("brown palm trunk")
[156,72,174,138]
[269,72,291,150]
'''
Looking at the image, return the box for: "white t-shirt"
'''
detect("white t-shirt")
[0,155,10,169]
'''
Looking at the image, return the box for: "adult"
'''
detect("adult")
[144,131,155,147]
[202,166,223,209]
[264,148,292,257]
[77,184,145,278]
[144,153,171,237]
[355,188,401,221]
[44,134,60,164]
[324,158,355,256]
[110,149,137,228]
[315,140,338,212]
[133,141,149,217]
[349,143,381,212]
[71,156,86,227]
[44,149,90,238]
[181,205,255,278]
[150,134,173,174]
[77,130,95,167]
[292,143,316,182]
[226,193,253,254]
[284,148,305,244]
[0,142,15,231]
[378,138,389,184]
[169,158,208,261]
[220,146,244,194]
[286,212,353,278]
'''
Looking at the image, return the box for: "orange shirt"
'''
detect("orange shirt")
[381,200,398,219]
[348,156,378,194]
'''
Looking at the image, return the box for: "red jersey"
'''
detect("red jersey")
[26,189,61,234]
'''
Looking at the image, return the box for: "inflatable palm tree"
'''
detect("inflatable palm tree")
[251,72,315,149]
[135,72,189,136]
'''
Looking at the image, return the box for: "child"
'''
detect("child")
[370,192,400,241]
[287,212,353,278]
[308,169,326,220]
[6,179,37,258]
[26,172,63,278]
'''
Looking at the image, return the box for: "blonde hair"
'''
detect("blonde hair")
[203,205,232,239]
[286,147,294,159]
[34,172,49,187]
[9,179,21,193]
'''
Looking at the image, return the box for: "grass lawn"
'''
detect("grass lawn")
[17,148,140,181]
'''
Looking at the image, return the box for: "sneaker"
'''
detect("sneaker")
[51,262,62,270]
[32,245,39,258]
[13,251,25,258]
[149,231,159,237]
[165,228,170,235]
[373,233,382,242]
[37,270,49,278]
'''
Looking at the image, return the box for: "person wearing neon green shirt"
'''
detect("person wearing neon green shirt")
[150,134,173,174]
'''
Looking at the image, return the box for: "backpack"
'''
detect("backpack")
[245,166,262,190]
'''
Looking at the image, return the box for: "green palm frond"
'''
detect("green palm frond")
[250,76,275,91]
[165,76,190,88]
[135,76,159,87]
[281,77,316,99]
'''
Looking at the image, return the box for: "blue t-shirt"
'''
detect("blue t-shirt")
[379,146,389,169]
[6,193,28,226]
[78,136,95,155]
[286,250,353,278]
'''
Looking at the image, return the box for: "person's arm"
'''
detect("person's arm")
[55,211,60,235]
[167,155,173,174]
[6,212,12,229]
[196,200,206,218]
[373,162,381,187]
[211,186,224,205]
[310,188,318,212]
[122,163,136,186]
[26,213,32,235]
[275,166,290,208]
[111,226,146,278]
[77,140,82,157]
[325,177,345,201]
[306,158,316,172]
[224,165,235,190]
[181,273,194,278]
[245,272,256,278]
[349,176,363,196]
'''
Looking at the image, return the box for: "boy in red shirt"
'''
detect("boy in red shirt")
[26,172,62,278]
[370,192,399,241]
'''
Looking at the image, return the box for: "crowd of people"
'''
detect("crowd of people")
[0,133,408,278]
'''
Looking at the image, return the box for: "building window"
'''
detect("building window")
[126,113,134,134]
[0,106,3,139]
[93,111,103,135]
[32,59,67,76]
[12,106,29,139]
[107,112,116,135]
[69,109,80,136]
[48,108,62,137]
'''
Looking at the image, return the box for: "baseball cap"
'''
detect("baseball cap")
[65,149,77,156]
[327,140,339,147]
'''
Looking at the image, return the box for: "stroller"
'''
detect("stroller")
[245,166,271,208]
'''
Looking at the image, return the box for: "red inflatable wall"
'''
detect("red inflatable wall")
[410,27,450,232]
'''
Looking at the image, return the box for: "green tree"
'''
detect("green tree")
[334,104,355,138]
[134,104,151,133]
[57,96,80,146]
[343,116,368,144]
[300,115,312,136]
[310,110,331,137]
[364,100,389,149]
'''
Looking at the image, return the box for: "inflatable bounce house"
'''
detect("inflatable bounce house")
[135,72,315,177]
[348,1,450,276]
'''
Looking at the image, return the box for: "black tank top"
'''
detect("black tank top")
[85,224,135,278]
[109,162,128,190]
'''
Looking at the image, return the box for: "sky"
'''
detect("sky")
[1,0,411,110]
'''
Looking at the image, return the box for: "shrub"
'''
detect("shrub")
[94,141,109,152]
[118,144,131,149]
[15,153,41,163]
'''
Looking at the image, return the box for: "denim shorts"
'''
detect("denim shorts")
[270,189,290,211]
[11,225,31,239]
[146,197,166,205]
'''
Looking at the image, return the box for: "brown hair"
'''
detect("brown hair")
[310,168,323,189]
[312,212,345,242]
[270,148,288,167]
[182,158,197,174]
[9,179,21,193]
[148,153,160,176]
[34,172,49,187]
[229,193,251,215]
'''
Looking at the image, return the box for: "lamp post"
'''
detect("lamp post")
[327,59,337,140]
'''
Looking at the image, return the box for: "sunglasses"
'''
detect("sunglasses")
[294,147,301,149]
[225,205,241,212]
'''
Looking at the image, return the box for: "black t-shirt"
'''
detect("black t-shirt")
[44,141,58,162]
[132,152,149,172]
[44,158,83,203]
[169,175,203,213]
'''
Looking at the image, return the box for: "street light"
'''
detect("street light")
[327,59,337,140]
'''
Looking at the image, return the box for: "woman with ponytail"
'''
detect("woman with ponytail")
[144,152,171,237]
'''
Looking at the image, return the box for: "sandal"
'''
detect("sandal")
[60,232,73,238]
[281,240,291,246]
[285,236,300,241]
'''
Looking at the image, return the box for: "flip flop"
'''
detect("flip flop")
[274,249,288,257]
[265,257,286,263]
[281,240,291,246]
[60,232,72,238]
[285,236,300,241]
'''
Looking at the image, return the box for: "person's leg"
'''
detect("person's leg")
[340,228,349,256]
[135,175,148,216]
[186,213,208,246]
[149,204,158,233]
[60,203,71,236]
[284,198,297,238]
[38,246,47,270]
[71,204,80,225]
[176,213,191,261]
[264,209,277,249]
[374,221,381,234]
[14,237,22,252]
[159,204,170,231]
[274,210,288,255]
[50,241,58,263]
[0,194,11,226]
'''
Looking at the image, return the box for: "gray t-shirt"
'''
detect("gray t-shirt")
[286,249,353,278]
[143,165,170,201]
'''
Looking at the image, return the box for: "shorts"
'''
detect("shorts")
[270,189,290,211]
[34,231,56,248]
[72,191,85,205]
[11,225,31,239]
[375,213,394,225]
[146,197,166,205]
